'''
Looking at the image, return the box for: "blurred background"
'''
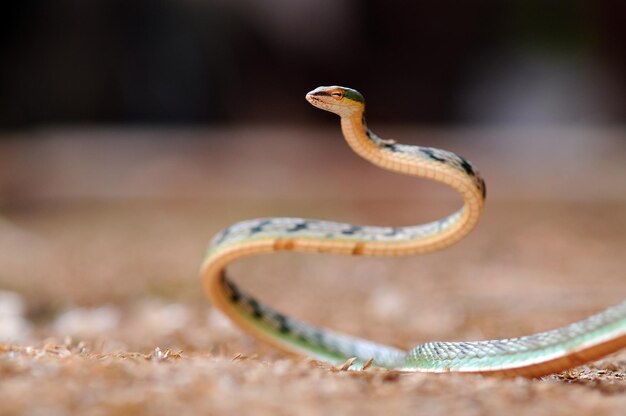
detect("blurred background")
[0,0,625,357]
[1,0,625,127]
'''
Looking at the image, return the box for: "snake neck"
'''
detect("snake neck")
[339,111,485,251]
[340,112,484,195]
[340,113,384,162]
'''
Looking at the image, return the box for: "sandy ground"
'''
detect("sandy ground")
[0,127,625,415]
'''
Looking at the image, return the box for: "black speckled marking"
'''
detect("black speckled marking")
[222,273,242,303]
[273,313,291,334]
[250,220,272,234]
[215,225,232,245]
[287,222,309,233]
[247,298,263,318]
[228,282,241,303]
[421,148,446,163]
[341,226,362,236]
[384,143,399,152]
[480,178,487,199]
[459,157,475,177]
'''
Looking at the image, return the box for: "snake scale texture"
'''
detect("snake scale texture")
[201,86,626,377]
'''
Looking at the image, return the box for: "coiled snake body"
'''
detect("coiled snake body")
[201,86,626,377]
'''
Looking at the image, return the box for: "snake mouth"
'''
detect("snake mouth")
[305,92,323,103]
[305,94,332,111]
[305,88,334,105]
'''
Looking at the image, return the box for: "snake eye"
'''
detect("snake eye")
[330,90,344,100]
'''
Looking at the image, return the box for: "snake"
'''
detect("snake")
[200,86,626,377]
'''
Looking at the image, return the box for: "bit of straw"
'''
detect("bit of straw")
[337,357,357,371]
[361,358,374,371]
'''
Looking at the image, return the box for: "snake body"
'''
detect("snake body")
[201,86,626,377]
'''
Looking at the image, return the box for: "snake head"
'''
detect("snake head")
[306,86,365,117]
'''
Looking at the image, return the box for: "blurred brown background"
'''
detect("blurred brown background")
[1,0,625,126]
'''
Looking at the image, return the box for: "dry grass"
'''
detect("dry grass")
[1,127,625,415]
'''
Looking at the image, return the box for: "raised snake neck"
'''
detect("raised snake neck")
[200,86,626,377]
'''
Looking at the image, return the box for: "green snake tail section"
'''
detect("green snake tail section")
[400,299,626,372]
[224,269,626,372]
[222,274,406,368]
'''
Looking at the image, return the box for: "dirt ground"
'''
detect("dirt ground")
[0,127,625,415]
